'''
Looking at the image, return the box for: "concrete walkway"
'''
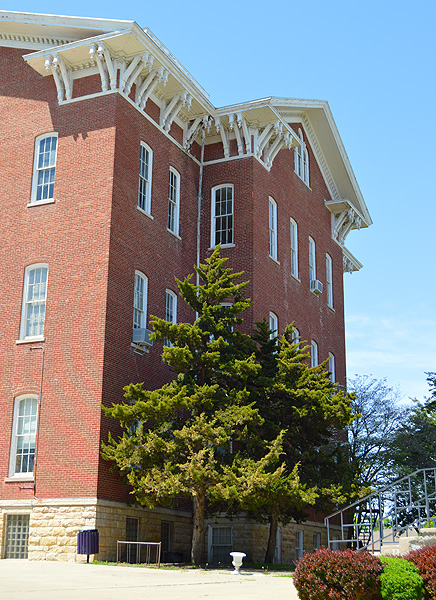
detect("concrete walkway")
[0,560,300,600]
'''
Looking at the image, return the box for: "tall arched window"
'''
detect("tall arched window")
[133,271,148,330]
[31,133,58,204]
[20,264,48,340]
[138,142,153,215]
[9,395,38,477]
[211,185,233,247]
[290,218,299,278]
[268,197,277,261]
[168,167,180,236]
[164,289,177,347]
[294,128,309,186]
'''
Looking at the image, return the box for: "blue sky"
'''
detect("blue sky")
[8,0,436,401]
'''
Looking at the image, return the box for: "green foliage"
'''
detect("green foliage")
[293,548,383,600]
[102,248,295,563]
[380,557,424,600]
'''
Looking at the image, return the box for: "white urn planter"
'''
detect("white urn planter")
[230,551,246,575]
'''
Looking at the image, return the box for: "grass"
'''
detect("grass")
[92,559,296,573]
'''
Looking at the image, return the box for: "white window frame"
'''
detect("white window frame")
[268,197,278,261]
[30,133,58,205]
[207,525,233,563]
[290,218,299,279]
[291,327,300,345]
[328,352,336,383]
[309,237,316,283]
[133,271,148,330]
[9,395,38,478]
[20,264,48,341]
[211,184,234,248]
[294,128,309,186]
[269,312,278,340]
[168,167,180,237]
[326,254,333,308]
[311,340,318,367]
[138,142,153,215]
[295,530,304,561]
[165,289,177,347]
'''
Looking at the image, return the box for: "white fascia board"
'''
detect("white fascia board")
[0,10,135,33]
[343,246,363,272]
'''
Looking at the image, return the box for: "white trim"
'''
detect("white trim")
[328,352,335,383]
[326,253,333,308]
[16,337,45,345]
[9,395,39,478]
[167,167,180,237]
[309,237,316,283]
[269,312,278,339]
[19,264,48,341]
[30,133,58,205]
[133,271,148,330]
[138,142,153,215]
[211,184,234,248]
[311,340,318,367]
[268,196,277,261]
[27,199,55,208]
[290,218,299,279]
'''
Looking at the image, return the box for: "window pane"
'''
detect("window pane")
[214,187,233,246]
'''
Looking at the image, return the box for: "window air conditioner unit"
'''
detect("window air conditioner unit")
[132,328,153,347]
[310,280,323,295]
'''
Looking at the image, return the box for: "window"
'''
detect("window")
[9,395,38,477]
[4,514,30,559]
[168,167,180,236]
[294,128,309,185]
[326,254,333,308]
[290,218,299,278]
[313,533,321,550]
[208,525,233,563]
[20,264,48,340]
[309,237,316,283]
[133,272,148,330]
[138,142,153,214]
[328,352,336,383]
[211,185,233,247]
[269,312,278,339]
[291,327,300,345]
[295,530,304,561]
[165,290,177,346]
[31,133,58,204]
[311,340,318,367]
[268,197,277,261]
[161,521,174,554]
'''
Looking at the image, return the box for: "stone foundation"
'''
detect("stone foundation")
[0,498,192,562]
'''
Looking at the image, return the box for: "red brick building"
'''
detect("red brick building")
[0,11,371,562]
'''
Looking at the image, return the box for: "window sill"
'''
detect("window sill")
[269,255,280,265]
[327,304,335,312]
[209,243,235,250]
[27,199,55,207]
[291,273,301,283]
[131,342,150,354]
[4,476,34,483]
[137,206,154,220]
[167,229,181,240]
[16,337,45,345]
[294,172,312,190]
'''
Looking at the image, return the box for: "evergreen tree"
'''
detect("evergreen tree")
[102,249,288,563]
[249,320,354,563]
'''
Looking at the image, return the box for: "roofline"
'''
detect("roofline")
[0,10,135,32]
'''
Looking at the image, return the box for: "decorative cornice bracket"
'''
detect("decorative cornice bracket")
[45,54,72,102]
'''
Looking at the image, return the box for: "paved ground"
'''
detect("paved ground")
[0,560,299,600]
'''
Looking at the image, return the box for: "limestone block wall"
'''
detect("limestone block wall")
[0,498,193,562]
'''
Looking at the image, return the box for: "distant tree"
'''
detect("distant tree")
[390,373,436,476]
[347,375,409,490]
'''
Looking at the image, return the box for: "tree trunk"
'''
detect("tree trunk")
[264,508,279,564]
[191,491,206,564]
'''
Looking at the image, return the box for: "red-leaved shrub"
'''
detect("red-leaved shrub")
[406,545,436,600]
[293,547,383,600]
